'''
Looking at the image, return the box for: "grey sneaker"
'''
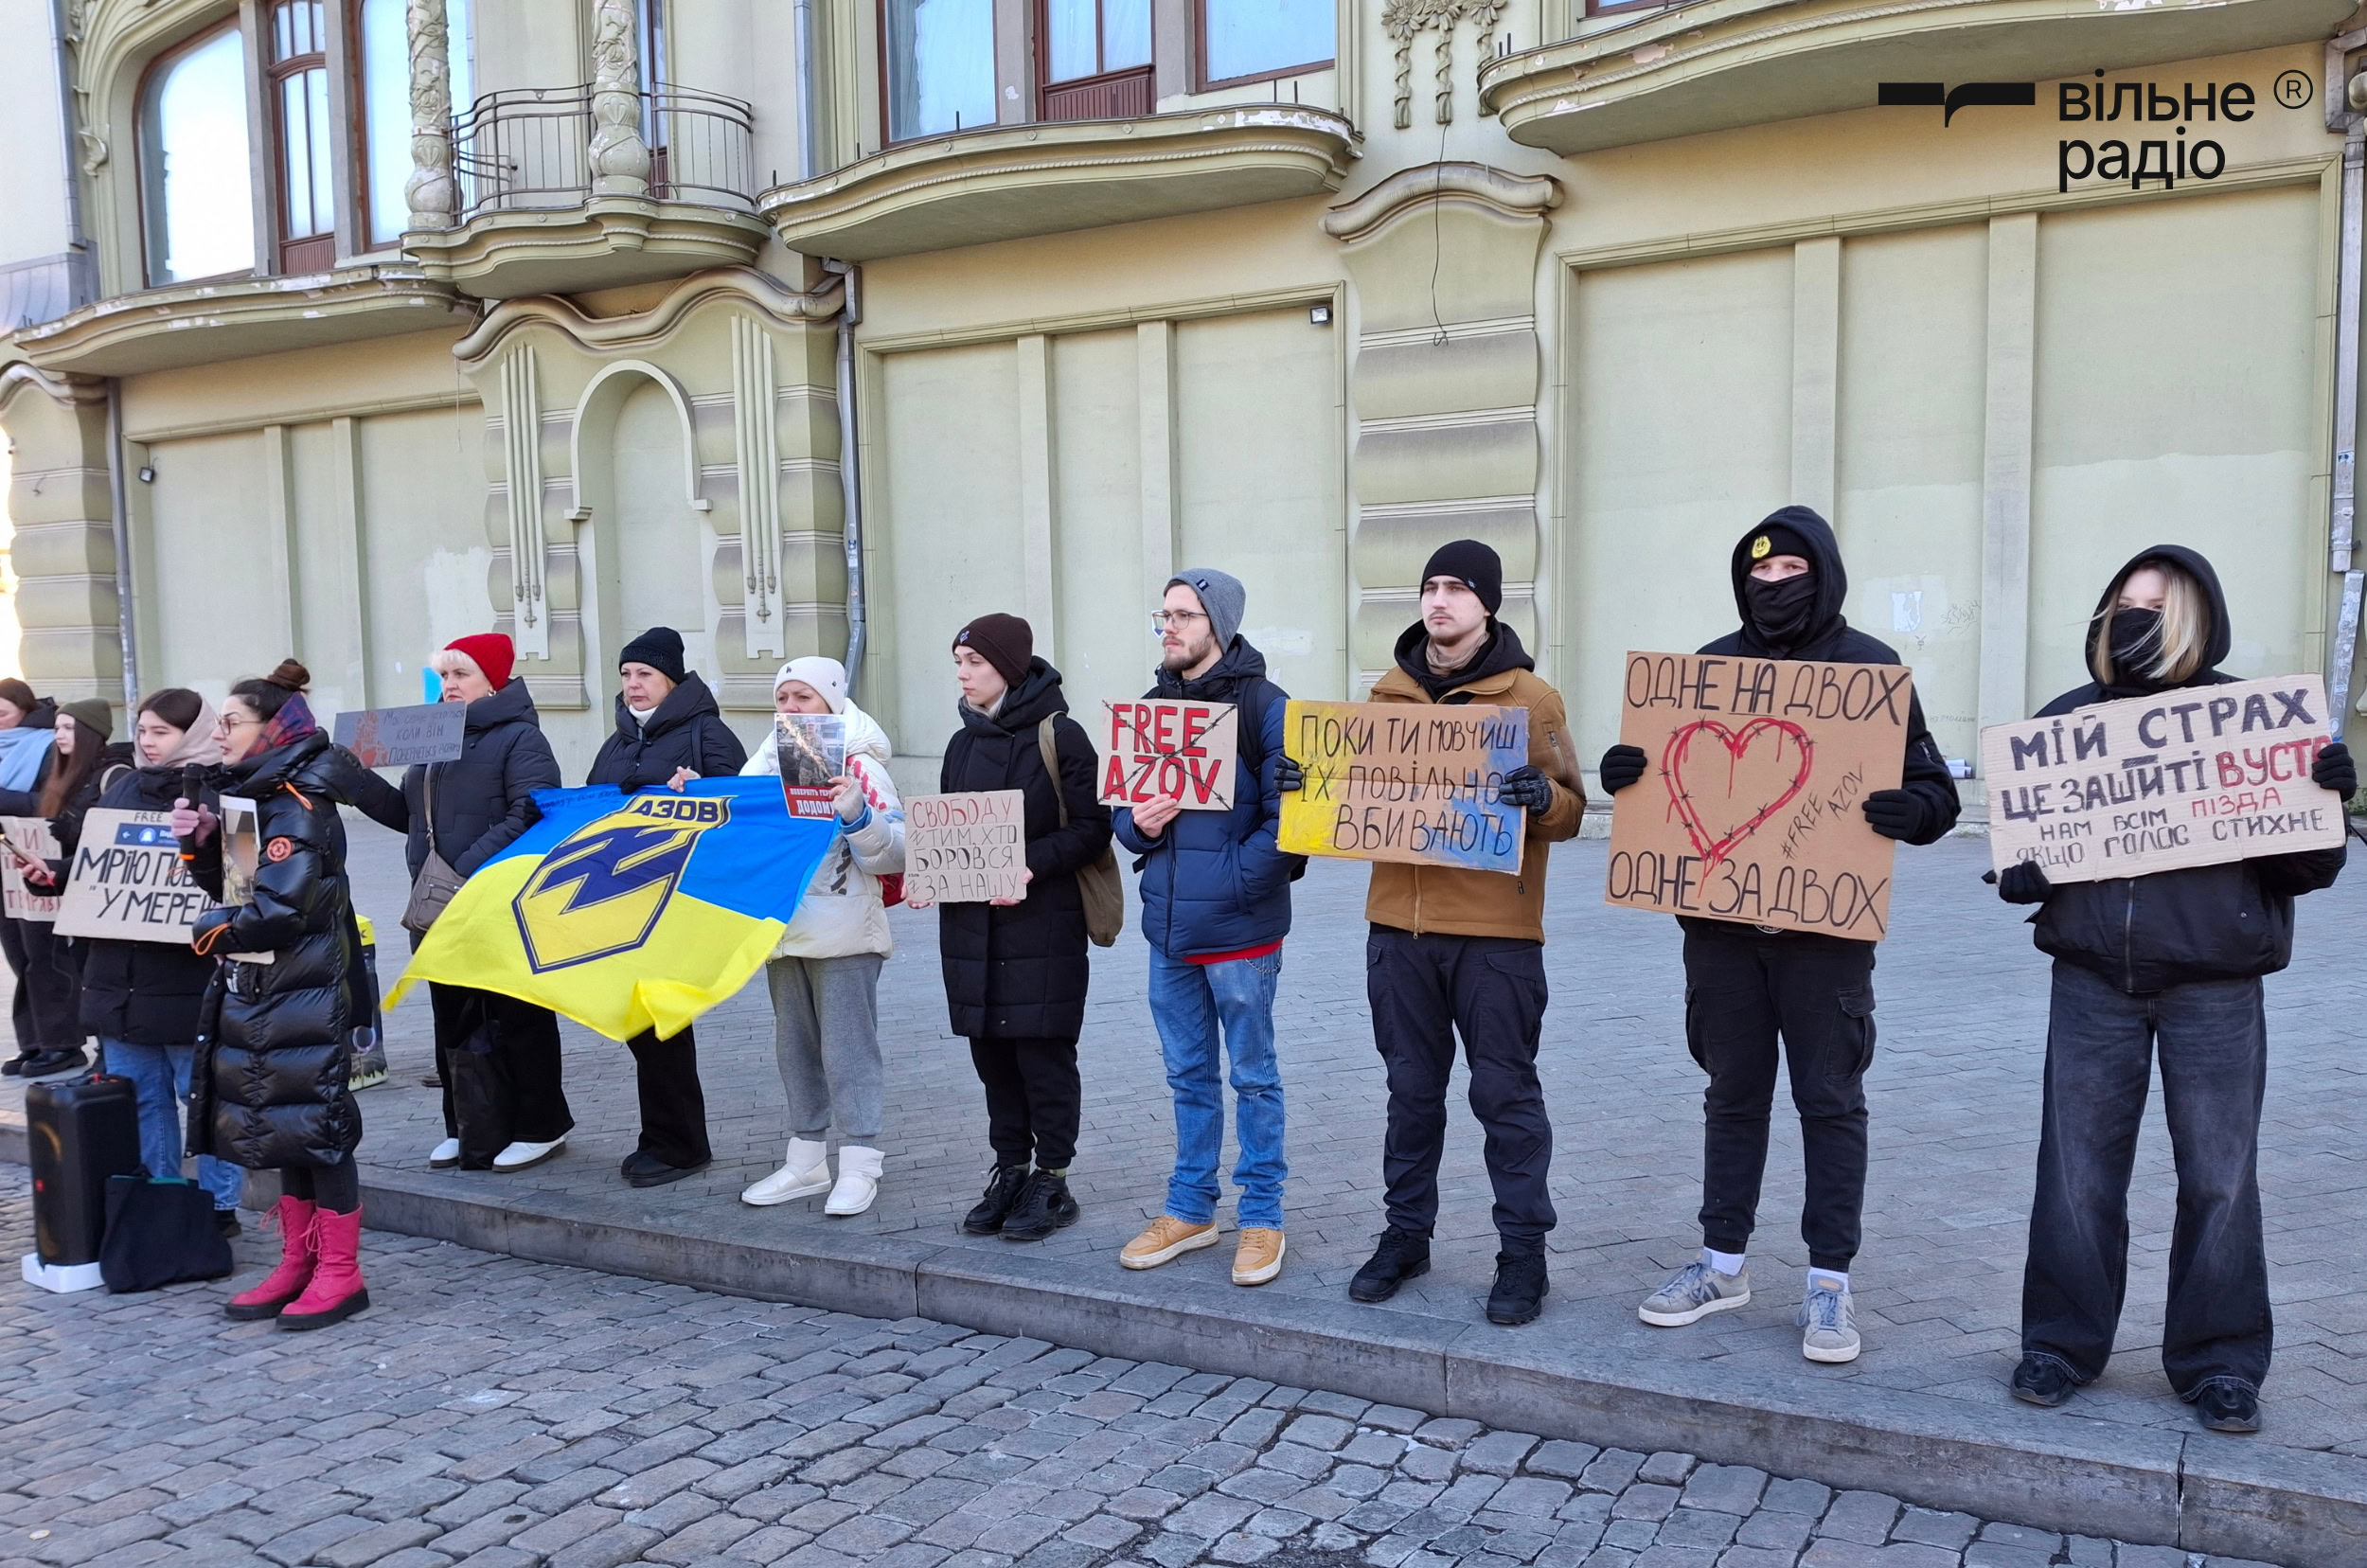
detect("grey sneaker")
[1800,1274,1860,1363]
[1639,1256,1752,1327]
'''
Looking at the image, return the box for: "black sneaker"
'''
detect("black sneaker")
[1486,1251,1549,1327]
[2011,1353,2077,1408]
[1348,1227,1432,1304]
[21,1048,87,1079]
[621,1150,709,1188]
[1000,1171,1079,1242]
[962,1165,1032,1236]
[2190,1378,2261,1434]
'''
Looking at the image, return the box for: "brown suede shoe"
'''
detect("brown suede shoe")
[1233,1228,1287,1287]
[1120,1215,1220,1270]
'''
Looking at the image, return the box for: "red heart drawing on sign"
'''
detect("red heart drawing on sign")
[1660,719,1815,870]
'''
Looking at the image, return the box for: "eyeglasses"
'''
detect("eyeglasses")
[215,714,258,734]
[1149,610,1207,632]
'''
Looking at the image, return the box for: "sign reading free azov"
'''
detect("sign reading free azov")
[1982,674,2345,882]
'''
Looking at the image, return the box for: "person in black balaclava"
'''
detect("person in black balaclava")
[1990,547,2351,1435]
[1596,506,1961,1365]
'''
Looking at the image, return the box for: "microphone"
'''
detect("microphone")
[181,765,205,813]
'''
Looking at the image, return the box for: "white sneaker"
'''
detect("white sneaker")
[1639,1255,1752,1327]
[825,1147,883,1217]
[1800,1274,1861,1363]
[492,1135,566,1172]
[741,1138,831,1206]
[428,1138,461,1170]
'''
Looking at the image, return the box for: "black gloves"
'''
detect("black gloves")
[2314,740,2356,800]
[1987,861,2053,904]
[1274,755,1304,793]
[1598,744,1647,794]
[1860,789,1930,843]
[1498,765,1553,812]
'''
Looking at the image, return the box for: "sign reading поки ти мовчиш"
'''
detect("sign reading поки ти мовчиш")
[1277,700,1529,874]
[1982,673,2346,882]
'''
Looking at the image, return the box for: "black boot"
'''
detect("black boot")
[1000,1170,1079,1242]
[962,1164,1032,1236]
[1486,1251,1548,1327]
[1348,1227,1431,1304]
[2011,1354,2076,1408]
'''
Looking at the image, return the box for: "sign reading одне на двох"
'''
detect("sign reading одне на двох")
[1277,700,1529,874]
[1982,673,2346,882]
[1098,700,1237,812]
[1604,651,1911,939]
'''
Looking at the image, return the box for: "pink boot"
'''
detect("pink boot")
[278,1206,369,1330]
[224,1196,317,1320]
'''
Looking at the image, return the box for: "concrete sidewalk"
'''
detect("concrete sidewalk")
[7,827,2366,1560]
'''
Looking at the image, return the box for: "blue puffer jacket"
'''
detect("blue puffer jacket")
[1112,637,1296,960]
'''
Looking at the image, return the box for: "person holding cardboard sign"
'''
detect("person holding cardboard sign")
[1276,540,1585,1327]
[1990,547,2351,1434]
[1112,568,1300,1289]
[1599,508,1960,1365]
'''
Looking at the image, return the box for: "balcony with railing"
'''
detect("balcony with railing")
[407,81,770,299]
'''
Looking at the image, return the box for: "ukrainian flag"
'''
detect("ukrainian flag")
[391,777,838,1042]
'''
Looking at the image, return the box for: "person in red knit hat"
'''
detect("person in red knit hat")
[403,633,572,1173]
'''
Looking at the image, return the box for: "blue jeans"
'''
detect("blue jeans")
[103,1039,245,1213]
[1148,947,1286,1229]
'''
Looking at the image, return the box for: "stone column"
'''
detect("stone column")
[0,366,121,708]
[587,0,651,198]
[404,0,456,229]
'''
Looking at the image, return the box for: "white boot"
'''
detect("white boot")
[741,1138,831,1206]
[429,1138,460,1170]
[825,1146,883,1217]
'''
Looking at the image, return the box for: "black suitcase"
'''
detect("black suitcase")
[26,1075,141,1266]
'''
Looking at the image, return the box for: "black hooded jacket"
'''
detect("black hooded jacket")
[586,670,747,793]
[2027,545,2344,991]
[1680,508,1961,938]
[79,760,220,1047]
[402,680,561,881]
[180,730,366,1169]
[935,658,1112,1041]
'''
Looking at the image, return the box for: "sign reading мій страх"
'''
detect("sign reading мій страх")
[1982,673,2346,882]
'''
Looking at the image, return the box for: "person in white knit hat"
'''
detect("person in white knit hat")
[739,657,907,1215]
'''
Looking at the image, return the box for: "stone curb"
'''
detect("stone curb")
[9,1114,2359,1562]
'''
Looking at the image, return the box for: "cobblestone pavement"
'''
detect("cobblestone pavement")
[10,829,2367,1456]
[0,1180,2285,1568]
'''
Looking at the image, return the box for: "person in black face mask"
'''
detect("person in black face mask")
[1595,506,1961,1365]
[1989,547,2352,1435]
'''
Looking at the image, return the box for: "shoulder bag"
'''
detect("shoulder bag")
[1036,717,1122,948]
[400,767,466,935]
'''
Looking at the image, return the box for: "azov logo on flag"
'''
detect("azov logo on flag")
[512,794,733,972]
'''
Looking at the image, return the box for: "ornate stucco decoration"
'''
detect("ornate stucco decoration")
[1382,0,1508,129]
[405,0,456,228]
[588,0,652,196]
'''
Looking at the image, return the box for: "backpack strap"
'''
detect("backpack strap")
[1036,717,1069,827]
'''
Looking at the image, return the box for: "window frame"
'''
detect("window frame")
[875,0,1002,145]
[266,0,336,273]
[1035,0,1150,89]
[1193,0,1332,92]
[1582,0,1662,14]
[136,17,258,290]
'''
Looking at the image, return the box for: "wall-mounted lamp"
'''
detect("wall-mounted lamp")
[1309,304,1332,326]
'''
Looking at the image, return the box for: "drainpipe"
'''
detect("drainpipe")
[2325,33,2366,738]
[47,0,90,306]
[105,381,137,712]
[828,261,867,691]
[792,0,819,181]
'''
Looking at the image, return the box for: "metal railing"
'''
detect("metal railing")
[452,81,756,221]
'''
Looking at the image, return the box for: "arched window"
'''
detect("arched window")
[139,24,257,285]
[357,0,472,250]
[270,0,335,272]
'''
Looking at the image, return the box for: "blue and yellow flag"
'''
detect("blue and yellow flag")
[391,777,838,1042]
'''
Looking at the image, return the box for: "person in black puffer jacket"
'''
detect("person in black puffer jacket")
[583,627,748,1187]
[906,614,1112,1245]
[404,633,570,1174]
[1597,506,1962,1366]
[6,697,128,1078]
[80,689,246,1230]
[1993,546,2351,1435]
[174,660,378,1331]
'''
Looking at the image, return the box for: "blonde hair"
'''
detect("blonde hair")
[2091,558,2211,686]
[431,648,482,682]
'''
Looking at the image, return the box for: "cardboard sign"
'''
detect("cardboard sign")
[1605,651,1909,938]
[1982,673,2345,882]
[333,703,465,768]
[905,790,1027,902]
[1099,700,1238,812]
[0,817,60,921]
[1278,700,1529,873]
[53,809,219,941]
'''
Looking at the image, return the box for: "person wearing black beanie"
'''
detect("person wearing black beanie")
[1597,505,1961,1367]
[1275,538,1587,1328]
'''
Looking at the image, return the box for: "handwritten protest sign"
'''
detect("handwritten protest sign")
[1605,651,1909,938]
[1982,673,2344,882]
[776,715,845,820]
[333,703,464,768]
[1099,700,1237,812]
[905,791,1027,902]
[53,809,218,941]
[1278,701,1529,873]
[0,817,60,921]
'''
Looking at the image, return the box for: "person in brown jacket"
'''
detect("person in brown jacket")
[1281,540,1585,1326]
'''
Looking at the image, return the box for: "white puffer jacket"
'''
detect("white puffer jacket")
[741,702,906,960]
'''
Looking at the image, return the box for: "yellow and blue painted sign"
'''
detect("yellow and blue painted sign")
[392,778,838,1042]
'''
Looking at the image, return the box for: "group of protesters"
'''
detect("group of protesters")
[7,508,2349,1437]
